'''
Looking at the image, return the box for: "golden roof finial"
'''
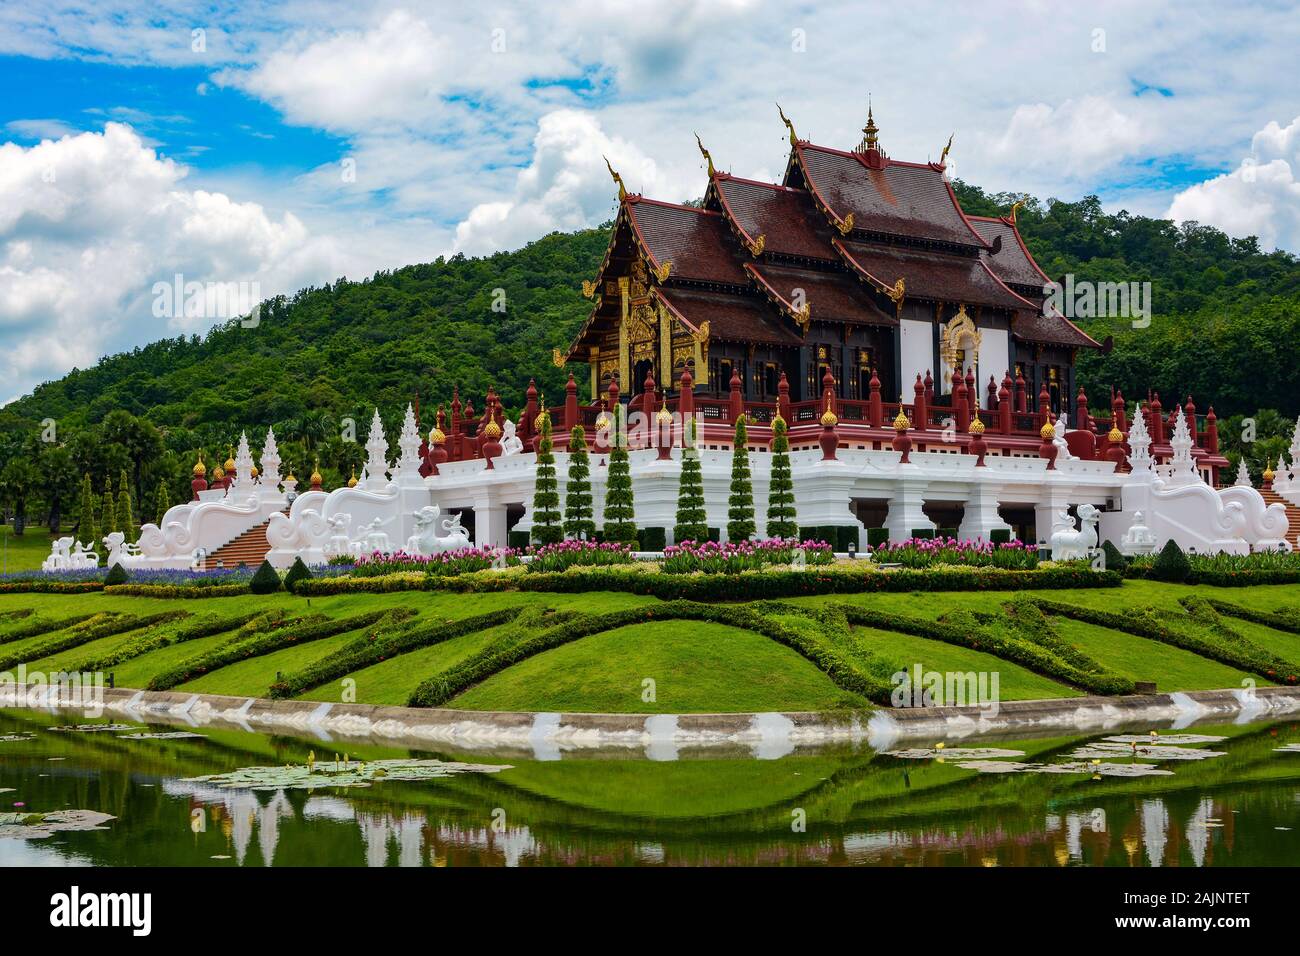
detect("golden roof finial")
[193,455,206,477]
[820,395,838,428]
[346,467,357,488]
[856,97,880,154]
[603,155,627,200]
[484,407,502,440]
[776,103,797,146]
[1008,198,1026,224]
[657,395,672,425]
[969,416,985,435]
[1107,424,1124,443]
[940,132,953,165]
[695,132,715,177]
[893,408,911,431]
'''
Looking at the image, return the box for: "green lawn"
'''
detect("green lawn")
[0,525,61,573]
[1,580,1298,714]
[449,621,867,713]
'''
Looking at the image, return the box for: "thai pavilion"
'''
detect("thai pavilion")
[563,105,1098,421]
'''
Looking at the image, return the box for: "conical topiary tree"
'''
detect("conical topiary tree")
[77,474,97,551]
[283,556,313,594]
[673,417,708,543]
[727,416,755,543]
[117,468,137,543]
[603,404,638,547]
[563,425,596,540]
[1150,538,1190,582]
[154,483,171,526]
[99,482,118,540]
[766,415,797,539]
[530,411,563,545]
[250,558,282,594]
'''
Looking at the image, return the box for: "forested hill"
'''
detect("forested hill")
[1,183,1298,527]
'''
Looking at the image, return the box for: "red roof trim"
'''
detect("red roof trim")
[743,263,801,323]
[831,237,900,296]
[651,288,700,335]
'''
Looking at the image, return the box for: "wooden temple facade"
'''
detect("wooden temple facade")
[564,107,1098,420]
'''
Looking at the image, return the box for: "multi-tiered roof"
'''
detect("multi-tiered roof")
[567,107,1096,362]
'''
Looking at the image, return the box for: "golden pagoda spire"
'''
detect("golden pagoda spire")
[856,97,880,154]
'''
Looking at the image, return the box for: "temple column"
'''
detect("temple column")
[884,475,934,542]
[657,303,672,388]
[958,482,1012,541]
[1033,485,1076,551]
[618,276,631,390]
[474,500,509,550]
[589,346,600,401]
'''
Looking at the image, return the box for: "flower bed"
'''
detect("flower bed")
[526,540,635,574]
[661,538,835,575]
[1123,550,1300,586]
[871,537,1039,569]
[348,547,521,577]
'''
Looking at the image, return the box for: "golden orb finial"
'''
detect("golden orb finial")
[346,467,357,488]
[225,448,235,473]
[1040,421,1057,440]
[430,423,446,445]
[820,396,838,428]
[212,464,225,480]
[969,417,985,435]
[484,408,502,440]
[656,397,672,425]
[1108,425,1124,443]
[1263,463,1275,481]
[893,409,911,431]
[193,456,206,477]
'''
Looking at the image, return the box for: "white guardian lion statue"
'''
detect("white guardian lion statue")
[405,506,471,555]
[1050,503,1100,562]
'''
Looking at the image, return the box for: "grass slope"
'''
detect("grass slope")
[449,621,866,713]
[1051,618,1263,690]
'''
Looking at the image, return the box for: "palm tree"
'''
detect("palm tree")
[0,458,39,535]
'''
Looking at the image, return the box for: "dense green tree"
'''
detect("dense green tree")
[563,425,596,540]
[530,411,562,545]
[673,418,708,544]
[100,410,163,508]
[766,416,797,539]
[727,416,755,543]
[154,483,171,526]
[38,443,78,534]
[116,468,137,542]
[100,485,118,540]
[77,475,97,549]
[603,405,637,547]
[0,458,39,535]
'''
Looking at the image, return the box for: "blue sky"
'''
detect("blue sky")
[1,1,1298,403]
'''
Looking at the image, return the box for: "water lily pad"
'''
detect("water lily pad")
[0,733,35,742]
[183,758,510,791]
[49,723,142,733]
[954,760,1174,777]
[883,747,1025,761]
[0,809,115,840]
[117,731,207,740]
[1102,734,1227,745]
[1274,743,1300,753]
[1071,742,1225,761]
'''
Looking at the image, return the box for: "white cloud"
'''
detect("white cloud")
[1167,116,1300,252]
[0,123,352,396]
[452,109,694,256]
[984,96,1149,179]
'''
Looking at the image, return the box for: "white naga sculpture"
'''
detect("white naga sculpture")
[42,536,100,572]
[405,506,471,555]
[500,420,524,456]
[1050,503,1100,561]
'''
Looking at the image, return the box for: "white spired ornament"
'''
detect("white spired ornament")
[1120,510,1158,556]
[1050,503,1099,561]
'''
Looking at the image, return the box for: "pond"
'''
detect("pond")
[1,708,1297,866]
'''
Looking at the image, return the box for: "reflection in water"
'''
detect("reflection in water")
[1,708,1297,867]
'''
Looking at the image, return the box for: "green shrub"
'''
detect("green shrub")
[639,527,667,552]
[0,611,190,672]
[103,563,130,586]
[70,611,278,673]
[1101,540,1128,573]
[673,418,708,544]
[1151,539,1190,582]
[250,559,282,594]
[726,417,756,542]
[283,556,313,594]
[766,416,797,538]
[0,613,98,646]
[911,528,935,540]
[531,411,563,545]
[603,406,637,547]
[104,583,249,598]
[989,528,1011,544]
[866,528,890,549]
[562,425,596,542]
[508,530,531,550]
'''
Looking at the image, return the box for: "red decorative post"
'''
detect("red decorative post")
[1076,385,1089,434]
[564,372,579,433]
[867,368,882,428]
[729,366,745,423]
[1150,392,1164,444]
[891,407,912,464]
[821,367,837,417]
[642,369,658,446]
[1184,395,1199,446]
[819,399,839,461]
[1039,415,1059,470]
[1014,367,1027,413]
[190,458,208,501]
[450,387,463,461]
[923,369,934,407]
[1037,380,1052,427]
[965,367,977,418]
[998,373,1013,434]
[429,408,448,475]
[1105,424,1127,472]
[481,408,502,469]
[1111,388,1127,432]
[913,373,928,431]
[678,367,696,454]
[953,369,970,433]
[969,417,988,466]
[522,379,538,448]
[778,369,792,424]
[1205,406,1219,455]
[986,375,999,413]
[530,393,546,454]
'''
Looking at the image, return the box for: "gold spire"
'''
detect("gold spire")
[346,467,357,488]
[285,465,296,483]
[856,98,880,154]
[820,396,838,428]
[212,464,225,480]
[484,407,502,440]
[534,394,548,432]
[193,456,206,477]
[695,132,715,177]
[1263,463,1275,481]
[603,155,626,200]
[657,396,672,425]
[969,416,985,435]
[1040,420,1057,440]
[893,408,911,431]
[310,461,322,485]
[776,103,797,145]
[1107,425,1124,442]
[430,423,446,445]
[224,447,235,473]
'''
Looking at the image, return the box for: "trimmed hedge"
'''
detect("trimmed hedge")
[799,525,858,552]
[103,583,249,598]
[0,613,98,646]
[250,560,282,594]
[0,581,104,594]
[639,527,667,552]
[406,600,896,708]
[69,610,281,673]
[146,609,394,691]
[866,527,890,548]
[1032,597,1300,684]
[834,601,1133,696]
[283,557,313,594]
[103,563,129,586]
[0,611,191,672]
[267,607,514,699]
[296,564,1122,600]
[1199,597,1300,634]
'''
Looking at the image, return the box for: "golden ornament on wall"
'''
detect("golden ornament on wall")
[745,233,766,257]
[836,212,855,236]
[581,279,597,299]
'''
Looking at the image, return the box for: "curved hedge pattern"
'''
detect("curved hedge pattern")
[69,610,280,673]
[0,612,99,646]
[0,611,191,672]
